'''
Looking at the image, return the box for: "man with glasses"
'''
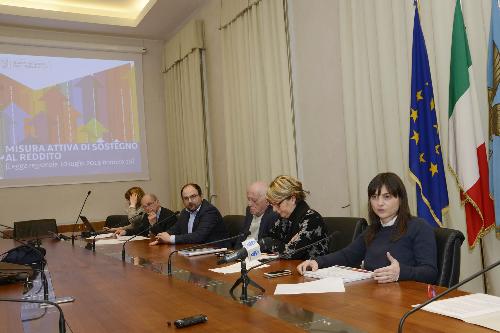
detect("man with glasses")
[234,181,278,248]
[150,183,228,245]
[117,193,177,236]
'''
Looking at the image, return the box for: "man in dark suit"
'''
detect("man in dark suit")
[150,183,227,245]
[235,181,279,248]
[119,193,177,236]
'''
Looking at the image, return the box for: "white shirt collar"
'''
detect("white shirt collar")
[381,215,397,227]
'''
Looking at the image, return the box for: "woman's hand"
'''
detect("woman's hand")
[296,259,319,275]
[373,252,400,283]
[129,193,138,207]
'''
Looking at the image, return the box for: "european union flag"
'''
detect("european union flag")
[409,4,449,228]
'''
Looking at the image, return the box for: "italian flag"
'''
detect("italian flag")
[448,0,495,248]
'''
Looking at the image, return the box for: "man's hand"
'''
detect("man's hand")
[114,228,126,236]
[149,232,172,246]
[147,212,157,225]
[373,252,400,283]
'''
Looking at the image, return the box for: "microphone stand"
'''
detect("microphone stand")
[398,258,500,332]
[71,191,91,246]
[230,233,335,301]
[167,232,249,275]
[0,297,66,333]
[121,211,179,262]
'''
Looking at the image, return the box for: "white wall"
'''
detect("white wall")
[0,26,170,225]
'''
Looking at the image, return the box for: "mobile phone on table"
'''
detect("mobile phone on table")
[264,269,292,278]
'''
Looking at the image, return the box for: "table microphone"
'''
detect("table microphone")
[121,211,180,262]
[398,258,500,333]
[0,297,67,333]
[71,190,92,246]
[245,232,338,273]
[167,231,250,275]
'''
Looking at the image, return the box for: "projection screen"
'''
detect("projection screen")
[0,42,149,188]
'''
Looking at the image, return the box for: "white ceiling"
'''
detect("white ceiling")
[0,0,209,40]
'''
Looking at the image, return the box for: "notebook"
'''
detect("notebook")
[303,265,373,283]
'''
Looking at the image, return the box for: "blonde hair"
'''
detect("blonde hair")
[266,175,309,203]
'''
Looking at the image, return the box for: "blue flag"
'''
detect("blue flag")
[487,0,500,236]
[409,5,448,228]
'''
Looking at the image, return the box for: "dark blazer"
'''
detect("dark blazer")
[127,207,177,236]
[168,199,227,245]
[234,206,279,248]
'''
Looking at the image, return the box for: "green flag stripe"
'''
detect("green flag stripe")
[449,0,472,118]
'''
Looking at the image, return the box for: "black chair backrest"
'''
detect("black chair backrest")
[323,217,368,253]
[434,227,464,287]
[222,215,246,248]
[105,215,129,228]
[13,219,57,239]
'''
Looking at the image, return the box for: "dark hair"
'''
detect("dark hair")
[364,172,411,246]
[180,183,202,198]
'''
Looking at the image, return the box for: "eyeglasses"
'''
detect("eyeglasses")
[182,194,199,202]
[271,197,289,208]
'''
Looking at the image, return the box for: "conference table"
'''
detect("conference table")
[0,237,492,333]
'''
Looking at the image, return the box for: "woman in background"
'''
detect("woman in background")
[109,186,145,234]
[297,172,437,284]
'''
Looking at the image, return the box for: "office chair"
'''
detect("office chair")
[434,227,465,287]
[322,217,368,253]
[104,215,129,228]
[13,219,57,239]
[222,215,246,248]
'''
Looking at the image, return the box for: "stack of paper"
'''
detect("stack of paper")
[303,265,372,283]
[179,247,227,257]
[421,293,500,331]
[274,277,345,295]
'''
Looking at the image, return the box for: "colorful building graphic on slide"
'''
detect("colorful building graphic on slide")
[0,54,142,180]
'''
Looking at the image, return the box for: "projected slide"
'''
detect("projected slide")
[0,53,147,187]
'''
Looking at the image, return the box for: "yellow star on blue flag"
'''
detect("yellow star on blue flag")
[409,3,449,228]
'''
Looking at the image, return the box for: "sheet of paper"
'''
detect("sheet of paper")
[86,233,115,240]
[274,277,345,295]
[209,260,269,274]
[464,311,500,331]
[94,235,149,245]
[421,293,500,320]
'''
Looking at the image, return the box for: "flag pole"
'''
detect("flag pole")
[479,238,488,293]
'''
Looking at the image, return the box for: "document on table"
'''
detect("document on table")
[209,260,269,274]
[86,233,115,240]
[421,293,500,331]
[274,277,345,295]
[94,236,149,245]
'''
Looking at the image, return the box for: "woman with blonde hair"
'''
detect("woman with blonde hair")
[263,175,329,260]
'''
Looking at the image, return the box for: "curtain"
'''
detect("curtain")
[339,0,498,294]
[163,21,209,210]
[220,0,297,214]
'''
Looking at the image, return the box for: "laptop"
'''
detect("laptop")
[79,216,97,234]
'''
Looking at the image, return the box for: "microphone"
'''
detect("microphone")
[121,211,179,262]
[71,191,92,246]
[217,236,270,265]
[167,231,250,275]
[398,258,500,332]
[0,297,66,333]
